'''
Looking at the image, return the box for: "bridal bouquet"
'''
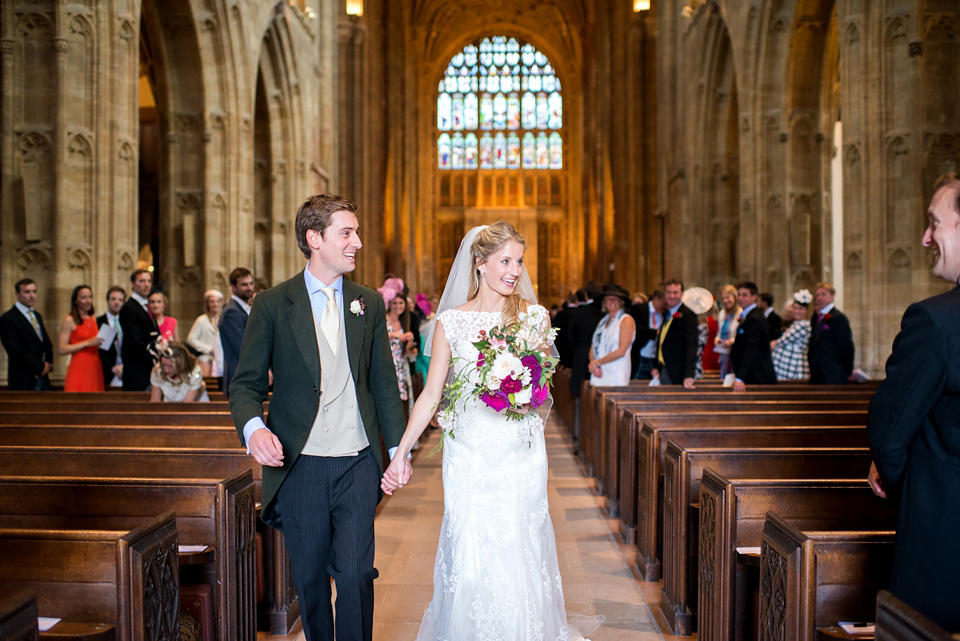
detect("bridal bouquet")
[439,307,559,438]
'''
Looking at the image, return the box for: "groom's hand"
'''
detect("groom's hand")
[249,428,284,467]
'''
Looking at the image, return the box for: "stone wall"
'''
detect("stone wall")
[657,0,960,376]
[1,0,338,382]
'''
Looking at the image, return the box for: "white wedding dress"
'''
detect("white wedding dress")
[415,307,579,641]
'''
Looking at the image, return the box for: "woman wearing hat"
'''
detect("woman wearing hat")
[588,284,636,386]
[771,289,813,381]
[186,289,224,377]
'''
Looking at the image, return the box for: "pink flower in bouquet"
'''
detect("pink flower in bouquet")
[521,354,542,382]
[481,390,511,412]
[530,382,550,408]
[500,376,523,394]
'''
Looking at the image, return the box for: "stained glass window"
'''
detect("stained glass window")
[438,36,562,170]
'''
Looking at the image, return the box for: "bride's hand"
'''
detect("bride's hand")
[380,455,410,495]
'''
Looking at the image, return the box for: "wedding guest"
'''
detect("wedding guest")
[652,279,699,389]
[771,289,813,381]
[632,292,648,305]
[731,281,777,391]
[588,284,636,387]
[382,283,415,415]
[58,284,104,392]
[220,266,254,396]
[680,286,716,381]
[759,292,783,340]
[712,284,740,378]
[148,291,178,342]
[120,269,159,391]
[0,279,54,390]
[567,282,604,397]
[627,288,664,380]
[97,286,125,387]
[807,282,855,384]
[187,289,224,377]
[150,342,209,402]
[700,300,721,373]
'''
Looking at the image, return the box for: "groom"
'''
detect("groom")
[229,194,408,641]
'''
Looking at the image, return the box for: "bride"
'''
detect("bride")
[382,222,596,641]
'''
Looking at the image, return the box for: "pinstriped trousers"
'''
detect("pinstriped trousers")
[277,447,380,641]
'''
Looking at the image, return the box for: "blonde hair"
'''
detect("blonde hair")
[469,221,531,327]
[157,342,197,383]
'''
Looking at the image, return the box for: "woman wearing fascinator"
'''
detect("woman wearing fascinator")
[381,222,602,641]
[771,289,813,381]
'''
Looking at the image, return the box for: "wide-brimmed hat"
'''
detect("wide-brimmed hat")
[682,286,714,314]
[599,283,631,307]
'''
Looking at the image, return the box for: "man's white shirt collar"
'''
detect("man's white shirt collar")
[303,265,343,296]
[763,307,773,317]
[818,302,835,315]
[741,303,757,317]
[131,292,149,307]
[14,301,33,317]
[667,301,683,315]
[232,294,251,314]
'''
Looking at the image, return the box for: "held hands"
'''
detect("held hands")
[380,455,413,495]
[86,336,103,348]
[682,377,696,390]
[588,361,602,378]
[39,362,53,377]
[248,428,284,467]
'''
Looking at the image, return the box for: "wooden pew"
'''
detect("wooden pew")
[660,444,874,635]
[578,382,877,480]
[601,398,868,515]
[0,446,260,499]
[0,424,242,449]
[0,412,234,427]
[633,410,868,582]
[0,473,257,641]
[697,470,898,641]
[875,590,958,641]
[0,590,39,641]
[758,512,895,641]
[617,423,866,545]
[0,511,179,641]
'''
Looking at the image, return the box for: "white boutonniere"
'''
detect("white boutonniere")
[350,297,365,316]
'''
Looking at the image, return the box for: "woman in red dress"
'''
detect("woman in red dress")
[58,284,105,391]
[148,291,179,342]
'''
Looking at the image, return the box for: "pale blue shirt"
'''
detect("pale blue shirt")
[14,302,43,340]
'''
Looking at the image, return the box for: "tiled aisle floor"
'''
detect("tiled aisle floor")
[264,416,669,641]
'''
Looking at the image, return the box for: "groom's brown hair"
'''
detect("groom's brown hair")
[295,194,358,259]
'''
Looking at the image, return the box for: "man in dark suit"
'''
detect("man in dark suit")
[628,288,665,380]
[119,269,158,391]
[229,194,406,641]
[807,282,855,384]
[96,286,125,388]
[0,278,54,390]
[566,281,604,399]
[219,266,255,396]
[759,292,783,340]
[730,281,777,391]
[652,280,698,389]
[866,173,960,631]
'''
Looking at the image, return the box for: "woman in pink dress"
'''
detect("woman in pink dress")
[58,284,105,391]
[148,291,179,342]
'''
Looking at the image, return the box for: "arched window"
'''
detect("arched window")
[437,37,563,170]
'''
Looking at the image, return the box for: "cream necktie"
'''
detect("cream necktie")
[320,286,340,355]
[27,309,42,339]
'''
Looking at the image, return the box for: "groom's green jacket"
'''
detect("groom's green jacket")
[229,273,406,529]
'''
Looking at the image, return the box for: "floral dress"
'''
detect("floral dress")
[386,318,410,401]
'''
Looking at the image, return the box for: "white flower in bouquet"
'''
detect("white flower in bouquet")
[491,352,522,380]
[513,386,533,405]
